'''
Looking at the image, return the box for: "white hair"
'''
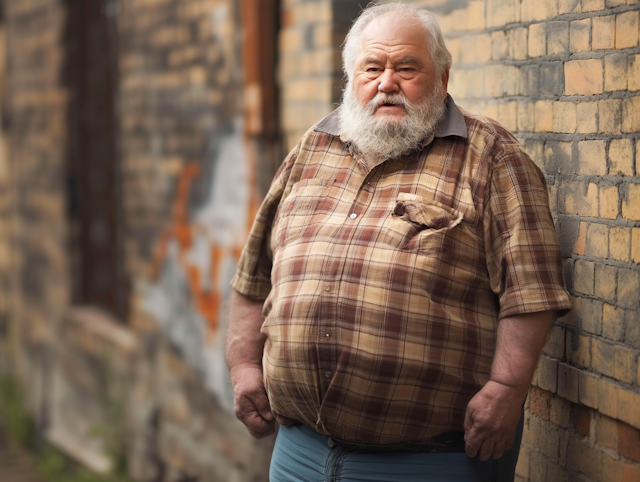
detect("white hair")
[342,2,452,82]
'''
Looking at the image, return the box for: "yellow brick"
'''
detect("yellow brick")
[547,21,569,55]
[593,15,616,49]
[582,0,606,11]
[566,330,590,367]
[578,140,607,175]
[313,23,331,48]
[622,96,640,133]
[598,377,619,419]
[552,102,576,133]
[599,99,622,134]
[586,222,609,258]
[560,0,583,13]
[576,102,598,133]
[565,182,599,217]
[574,221,587,255]
[618,267,640,308]
[467,1,486,30]
[579,370,599,409]
[558,363,579,402]
[616,347,635,384]
[600,185,619,220]
[565,59,604,95]
[515,448,529,479]
[497,101,517,132]
[630,55,640,91]
[616,11,639,49]
[536,356,559,392]
[517,101,535,132]
[605,54,628,92]
[618,389,640,429]
[609,139,634,176]
[487,0,520,27]
[595,263,617,301]
[279,27,304,53]
[448,68,485,99]
[622,184,640,221]
[491,30,509,61]
[597,343,632,383]
[485,65,523,97]
[574,259,595,295]
[534,100,553,132]
[637,139,640,176]
[603,303,625,342]
[570,18,591,53]
[528,23,546,58]
[460,34,491,64]
[632,228,640,263]
[509,28,528,60]
[609,227,629,261]
[521,0,557,21]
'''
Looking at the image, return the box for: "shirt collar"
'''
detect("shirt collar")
[314,94,468,140]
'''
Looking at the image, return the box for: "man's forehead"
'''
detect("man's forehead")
[359,14,428,47]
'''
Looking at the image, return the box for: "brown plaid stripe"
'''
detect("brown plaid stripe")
[231,104,571,444]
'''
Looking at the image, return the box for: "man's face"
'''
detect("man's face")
[352,16,449,122]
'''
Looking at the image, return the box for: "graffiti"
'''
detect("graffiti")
[142,123,251,411]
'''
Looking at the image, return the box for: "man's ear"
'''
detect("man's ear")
[441,69,450,99]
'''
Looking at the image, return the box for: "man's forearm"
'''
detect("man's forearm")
[226,289,266,370]
[464,310,556,460]
[490,310,556,401]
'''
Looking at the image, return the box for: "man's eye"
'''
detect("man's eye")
[367,67,381,72]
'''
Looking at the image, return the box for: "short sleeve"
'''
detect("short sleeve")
[483,141,572,319]
[230,144,300,300]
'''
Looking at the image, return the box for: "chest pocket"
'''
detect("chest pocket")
[274,178,336,247]
[383,192,463,251]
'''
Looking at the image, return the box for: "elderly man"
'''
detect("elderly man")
[227,3,571,481]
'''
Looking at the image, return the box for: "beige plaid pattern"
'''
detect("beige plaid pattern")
[231,102,571,444]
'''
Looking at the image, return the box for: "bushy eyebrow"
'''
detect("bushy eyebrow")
[396,55,421,65]
[360,55,422,67]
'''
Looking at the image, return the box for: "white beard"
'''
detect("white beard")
[338,82,447,165]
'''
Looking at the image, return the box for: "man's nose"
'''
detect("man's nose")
[377,69,399,93]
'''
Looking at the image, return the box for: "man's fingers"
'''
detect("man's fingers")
[253,392,274,421]
[477,439,495,462]
[491,440,506,460]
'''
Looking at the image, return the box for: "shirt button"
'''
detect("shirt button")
[325,333,330,337]
[350,213,357,219]
[325,371,332,378]
[324,286,331,292]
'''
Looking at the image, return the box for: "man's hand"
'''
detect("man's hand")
[229,363,275,438]
[464,310,556,461]
[463,380,522,461]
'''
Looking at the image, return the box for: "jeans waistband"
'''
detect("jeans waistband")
[328,430,466,454]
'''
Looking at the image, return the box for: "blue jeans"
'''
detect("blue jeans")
[270,416,523,482]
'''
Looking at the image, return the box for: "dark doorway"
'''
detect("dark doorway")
[65,0,128,320]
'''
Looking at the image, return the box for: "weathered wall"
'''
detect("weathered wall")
[1,0,70,414]
[413,0,640,480]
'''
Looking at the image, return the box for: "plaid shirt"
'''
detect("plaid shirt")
[231,97,571,444]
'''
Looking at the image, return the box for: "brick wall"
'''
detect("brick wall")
[411,0,640,480]
[1,0,638,481]
[1,0,70,399]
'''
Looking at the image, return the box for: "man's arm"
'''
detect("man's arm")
[464,310,555,461]
[226,289,275,438]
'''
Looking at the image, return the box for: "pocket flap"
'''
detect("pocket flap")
[393,193,463,230]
